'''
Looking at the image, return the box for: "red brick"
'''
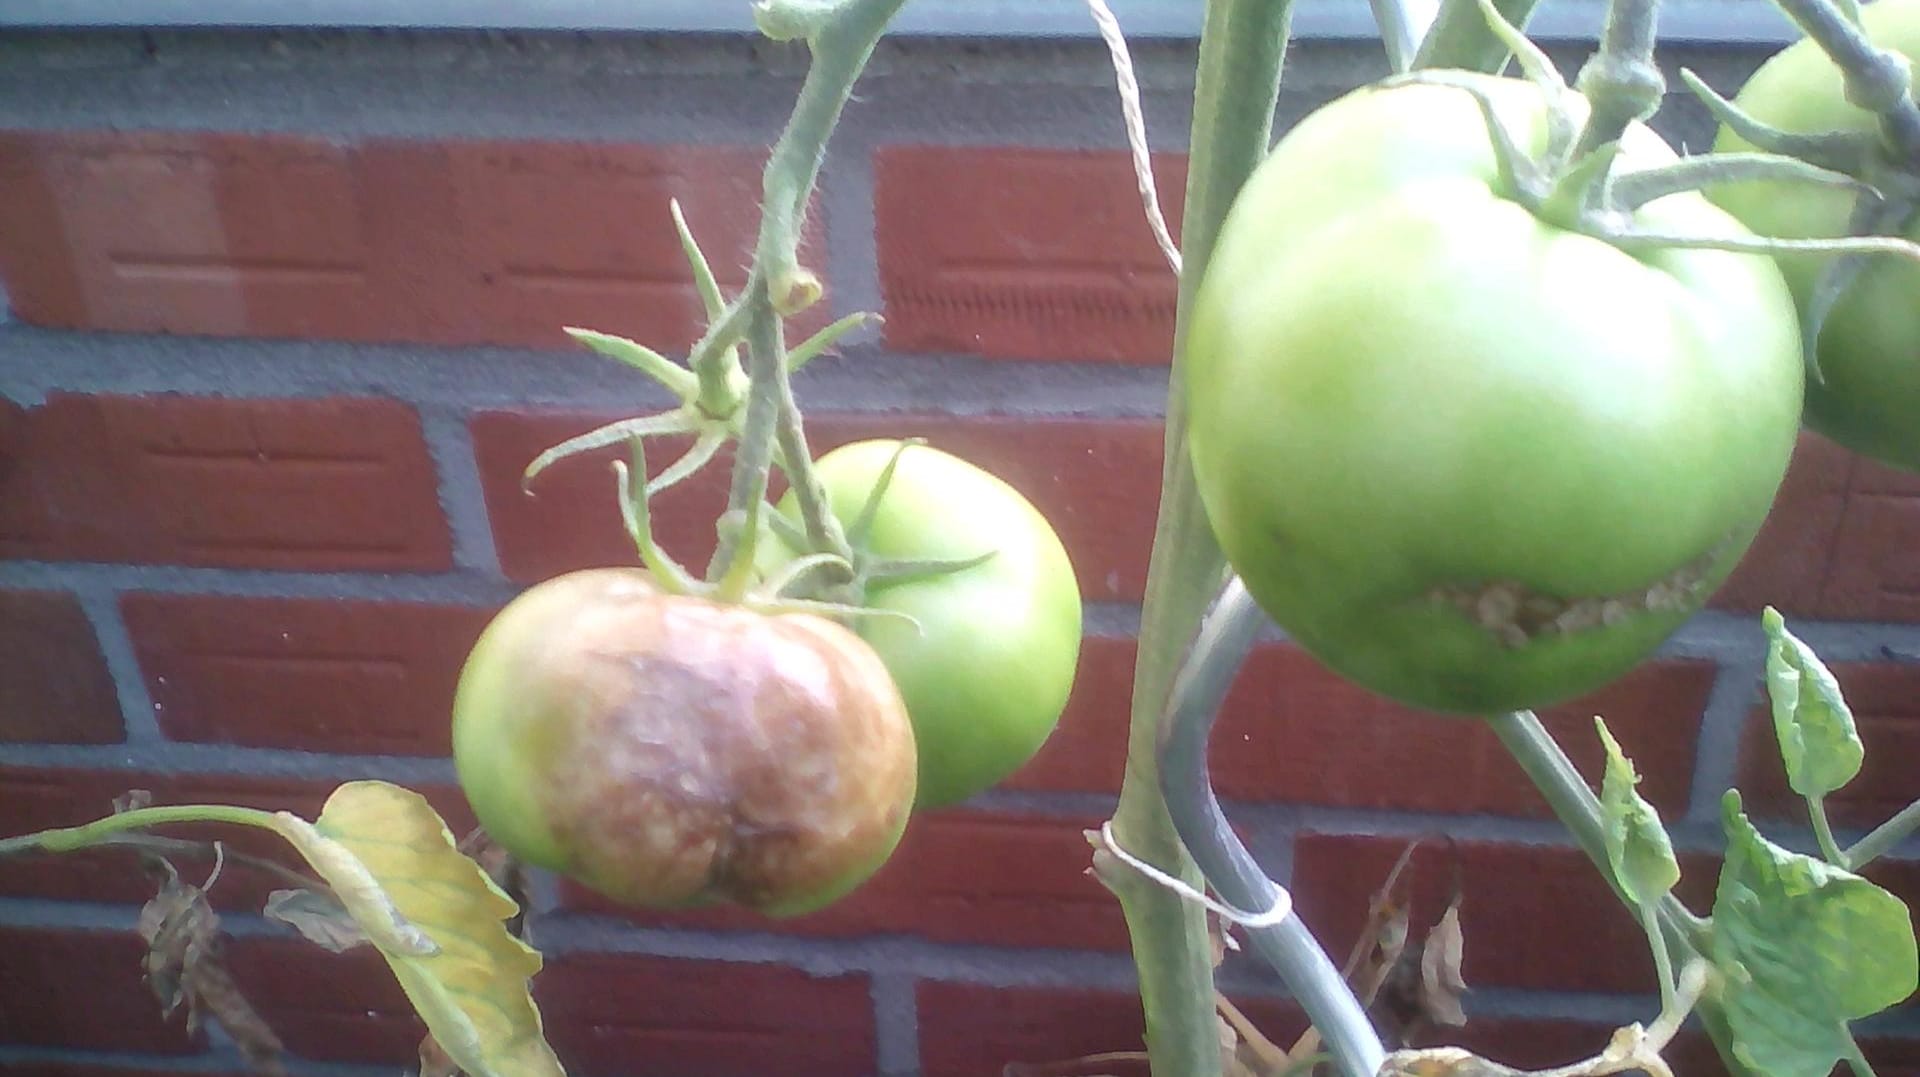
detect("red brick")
[0,927,203,1053]
[1737,662,1920,827]
[1291,834,1721,996]
[0,393,449,572]
[223,936,419,1064]
[1015,637,1708,817]
[0,589,123,744]
[536,953,873,1077]
[122,593,492,756]
[474,409,1161,601]
[1718,431,1920,621]
[875,146,1184,363]
[0,766,476,911]
[0,131,817,349]
[0,1066,246,1077]
[562,809,1130,951]
[916,982,1299,1077]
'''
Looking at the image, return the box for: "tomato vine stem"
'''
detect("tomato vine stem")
[1571,0,1665,158]
[1155,579,1387,1077]
[1768,0,1920,165]
[1414,0,1545,72]
[0,804,286,859]
[1847,797,1920,868]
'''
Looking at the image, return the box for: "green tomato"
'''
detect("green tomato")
[773,441,1083,808]
[1706,0,1920,472]
[1185,74,1803,715]
[451,568,917,917]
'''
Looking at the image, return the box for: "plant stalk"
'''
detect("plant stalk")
[1572,0,1667,158]
[1847,797,1920,868]
[1809,795,1849,867]
[1769,0,1920,164]
[1158,579,1387,1077]
[1104,1,1292,1073]
[0,804,285,859]
[1414,0,1546,72]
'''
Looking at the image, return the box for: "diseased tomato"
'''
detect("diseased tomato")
[771,441,1082,808]
[1185,74,1803,714]
[1706,0,1920,472]
[451,568,917,916]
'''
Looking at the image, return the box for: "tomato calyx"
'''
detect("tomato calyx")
[1394,0,1920,364]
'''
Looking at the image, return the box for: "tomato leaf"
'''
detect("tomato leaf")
[1595,717,1680,910]
[1762,607,1863,800]
[272,782,564,1077]
[1710,791,1918,1077]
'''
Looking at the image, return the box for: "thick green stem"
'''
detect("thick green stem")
[1845,1032,1882,1077]
[1847,797,1920,868]
[1639,902,1678,1013]
[1572,0,1666,158]
[1104,2,1291,1074]
[1369,0,1433,73]
[1770,0,1920,164]
[0,804,285,859]
[1414,0,1546,73]
[710,290,787,581]
[1810,795,1849,867]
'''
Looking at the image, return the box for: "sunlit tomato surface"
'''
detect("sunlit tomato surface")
[1185,74,1803,714]
[1707,0,1920,471]
[772,441,1082,808]
[451,568,917,916]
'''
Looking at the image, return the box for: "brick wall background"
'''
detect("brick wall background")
[0,23,1914,1077]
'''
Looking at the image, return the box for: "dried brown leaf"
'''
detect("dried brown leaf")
[1002,1051,1149,1077]
[419,1031,462,1077]
[1218,992,1291,1076]
[264,888,370,953]
[115,789,155,814]
[459,827,531,943]
[1419,899,1469,1028]
[136,867,286,1076]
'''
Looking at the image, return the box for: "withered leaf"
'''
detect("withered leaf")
[115,789,155,814]
[1419,899,1469,1028]
[458,827,531,943]
[264,887,370,953]
[419,1030,462,1077]
[136,869,287,1076]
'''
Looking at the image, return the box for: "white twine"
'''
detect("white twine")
[1098,821,1294,929]
[1085,0,1183,275]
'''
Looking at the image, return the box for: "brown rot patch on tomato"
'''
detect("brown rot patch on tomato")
[1429,542,1725,648]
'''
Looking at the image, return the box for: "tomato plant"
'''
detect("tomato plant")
[1184,74,1805,715]
[451,567,918,916]
[769,440,1083,808]
[1705,0,1920,472]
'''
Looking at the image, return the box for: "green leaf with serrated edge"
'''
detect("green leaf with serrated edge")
[1762,607,1863,800]
[1712,791,1917,1077]
[273,782,564,1077]
[1595,717,1680,910]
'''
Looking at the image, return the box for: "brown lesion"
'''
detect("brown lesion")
[1429,540,1728,649]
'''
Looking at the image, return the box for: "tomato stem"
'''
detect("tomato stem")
[0,804,286,860]
[1104,0,1295,1073]
[1571,0,1666,159]
[1769,0,1920,166]
[1156,579,1387,1077]
[1846,797,1920,868]
[1414,0,1545,72]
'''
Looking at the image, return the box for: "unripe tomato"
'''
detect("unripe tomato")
[1186,75,1803,715]
[451,568,917,916]
[772,441,1082,808]
[1706,0,1920,472]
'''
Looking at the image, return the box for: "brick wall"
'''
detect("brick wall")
[0,26,1915,1077]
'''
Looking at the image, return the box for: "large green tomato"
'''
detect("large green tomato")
[1186,75,1803,715]
[773,441,1082,808]
[452,568,917,917]
[1707,0,1920,471]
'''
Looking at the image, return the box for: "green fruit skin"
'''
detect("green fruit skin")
[1707,0,1920,472]
[1185,74,1804,715]
[451,567,917,918]
[775,441,1084,809]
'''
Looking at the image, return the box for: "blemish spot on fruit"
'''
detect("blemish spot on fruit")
[1429,542,1724,648]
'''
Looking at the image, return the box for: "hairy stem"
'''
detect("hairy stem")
[1847,797,1920,868]
[1414,0,1545,73]
[1810,795,1850,867]
[1369,0,1436,73]
[0,805,286,859]
[1770,0,1920,164]
[1103,2,1292,1074]
[1158,580,1387,1077]
[1573,0,1667,158]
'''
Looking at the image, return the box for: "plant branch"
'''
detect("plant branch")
[1845,1031,1882,1077]
[1809,795,1849,867]
[1369,0,1437,73]
[1572,0,1666,158]
[1156,578,1388,1077]
[1102,1,1294,1074]
[0,804,286,859]
[1847,797,1920,868]
[1769,0,1920,165]
[1414,0,1545,73]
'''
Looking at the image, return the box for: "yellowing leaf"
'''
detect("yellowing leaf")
[273,781,563,1077]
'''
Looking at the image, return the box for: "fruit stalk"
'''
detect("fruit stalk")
[1769,0,1920,162]
[1157,579,1387,1077]
[1104,0,1292,1073]
[1414,0,1545,71]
